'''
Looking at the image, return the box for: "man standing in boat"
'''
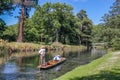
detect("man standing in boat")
[39,46,46,67]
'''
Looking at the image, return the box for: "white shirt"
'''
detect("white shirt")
[39,48,46,57]
[53,55,61,60]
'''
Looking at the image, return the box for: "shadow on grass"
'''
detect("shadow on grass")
[70,69,120,80]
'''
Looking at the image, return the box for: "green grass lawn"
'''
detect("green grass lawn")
[54,51,120,80]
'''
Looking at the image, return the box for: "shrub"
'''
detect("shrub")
[112,38,120,50]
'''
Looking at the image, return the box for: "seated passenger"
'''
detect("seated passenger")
[53,55,61,61]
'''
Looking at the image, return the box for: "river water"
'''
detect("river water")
[0,48,107,80]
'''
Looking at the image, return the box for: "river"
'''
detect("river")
[0,48,107,80]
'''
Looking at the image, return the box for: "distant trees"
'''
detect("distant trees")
[102,0,120,49]
[1,1,119,50]
[93,0,120,50]
[28,2,75,44]
[0,2,93,49]
[23,2,93,48]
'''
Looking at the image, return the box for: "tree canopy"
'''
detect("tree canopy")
[1,1,119,50]
[93,0,120,50]
[0,0,13,15]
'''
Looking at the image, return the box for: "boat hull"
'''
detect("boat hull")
[37,57,66,69]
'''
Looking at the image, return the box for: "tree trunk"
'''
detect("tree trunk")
[17,3,25,42]
[40,35,43,42]
[55,29,59,42]
[79,36,81,45]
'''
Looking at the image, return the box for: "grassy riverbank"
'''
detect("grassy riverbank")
[0,41,86,54]
[4,42,85,53]
[54,51,120,80]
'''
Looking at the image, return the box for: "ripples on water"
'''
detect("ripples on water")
[0,49,107,80]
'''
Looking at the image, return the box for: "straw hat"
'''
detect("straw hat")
[41,46,45,49]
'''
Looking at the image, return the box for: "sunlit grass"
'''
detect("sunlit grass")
[54,51,120,80]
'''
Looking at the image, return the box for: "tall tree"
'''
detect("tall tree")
[76,10,93,49]
[13,0,38,42]
[109,0,120,17]
[102,0,120,24]
[51,2,73,43]
[77,10,87,21]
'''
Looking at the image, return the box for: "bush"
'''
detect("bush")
[112,38,120,50]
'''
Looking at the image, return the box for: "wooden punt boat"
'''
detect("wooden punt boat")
[37,57,66,69]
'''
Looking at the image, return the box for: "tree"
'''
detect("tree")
[24,3,93,45]
[25,27,39,42]
[0,0,13,39]
[31,2,74,44]
[101,0,120,49]
[92,25,103,43]
[3,24,18,41]
[77,9,87,21]
[0,0,13,15]
[102,15,120,47]
[13,0,38,42]
[102,0,120,24]
[31,3,53,43]
[76,10,93,49]
[112,38,120,50]
[73,17,82,45]
[0,18,6,38]
[51,2,73,43]
[109,0,120,17]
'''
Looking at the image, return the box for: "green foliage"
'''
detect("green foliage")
[76,10,93,47]
[13,0,38,42]
[112,38,120,50]
[0,18,6,38]
[92,25,104,43]
[102,0,120,24]
[31,2,75,44]
[0,0,13,15]
[107,15,120,28]
[109,0,120,17]
[77,9,87,20]
[3,24,18,41]
[24,27,39,42]
[97,0,120,48]
[2,2,93,47]
[103,16,120,47]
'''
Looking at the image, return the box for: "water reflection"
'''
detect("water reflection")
[54,65,61,71]
[2,62,19,74]
[91,48,107,60]
[0,49,107,80]
[0,62,19,80]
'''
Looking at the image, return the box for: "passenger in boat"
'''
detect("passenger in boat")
[39,46,46,67]
[53,55,61,61]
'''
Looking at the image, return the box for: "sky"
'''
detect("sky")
[0,0,115,25]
